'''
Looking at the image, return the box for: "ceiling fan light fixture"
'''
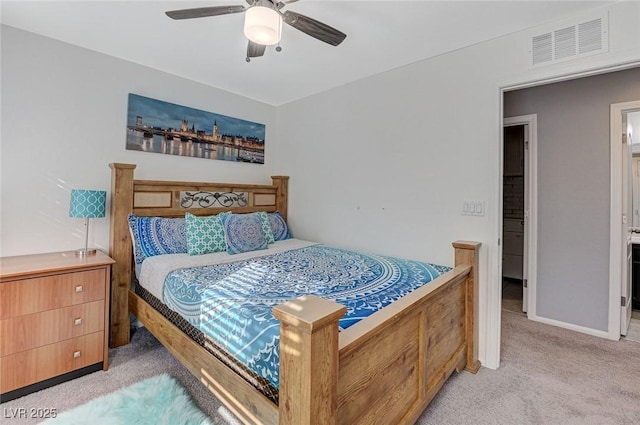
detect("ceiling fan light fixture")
[244,5,282,46]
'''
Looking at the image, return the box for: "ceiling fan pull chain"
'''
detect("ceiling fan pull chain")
[276,10,283,52]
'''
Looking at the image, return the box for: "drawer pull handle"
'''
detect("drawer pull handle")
[74,318,83,326]
[75,285,83,293]
[73,351,81,359]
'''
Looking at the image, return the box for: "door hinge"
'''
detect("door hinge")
[621,296,627,307]
[623,134,628,144]
[523,279,528,288]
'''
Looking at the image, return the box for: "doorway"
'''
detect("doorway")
[502,124,526,314]
[492,67,640,370]
[610,100,640,339]
[502,116,536,317]
[630,150,640,342]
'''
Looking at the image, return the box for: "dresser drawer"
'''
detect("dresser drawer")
[0,301,105,356]
[0,251,113,401]
[0,269,105,319]
[0,331,104,393]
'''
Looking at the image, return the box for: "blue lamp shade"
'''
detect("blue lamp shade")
[69,190,106,219]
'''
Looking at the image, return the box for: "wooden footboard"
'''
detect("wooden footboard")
[274,241,480,425]
[108,163,480,425]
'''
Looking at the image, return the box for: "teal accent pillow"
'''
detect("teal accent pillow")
[256,211,275,244]
[185,213,227,256]
[220,212,268,255]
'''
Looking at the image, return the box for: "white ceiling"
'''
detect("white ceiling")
[1,1,615,106]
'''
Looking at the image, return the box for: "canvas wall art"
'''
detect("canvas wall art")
[126,93,265,164]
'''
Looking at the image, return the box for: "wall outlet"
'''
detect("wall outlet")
[462,200,485,216]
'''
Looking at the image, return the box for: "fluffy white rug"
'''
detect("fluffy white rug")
[41,374,213,425]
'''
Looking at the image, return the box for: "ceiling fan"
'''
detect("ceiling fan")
[165,0,347,62]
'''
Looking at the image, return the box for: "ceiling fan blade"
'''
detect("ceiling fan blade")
[166,6,246,20]
[247,40,266,58]
[282,10,346,46]
[276,0,299,8]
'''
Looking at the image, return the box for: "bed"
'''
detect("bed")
[108,163,481,425]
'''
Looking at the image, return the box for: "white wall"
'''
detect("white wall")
[275,2,640,367]
[1,26,277,257]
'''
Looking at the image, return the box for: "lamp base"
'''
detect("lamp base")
[75,248,97,257]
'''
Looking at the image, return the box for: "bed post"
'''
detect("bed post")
[108,163,136,348]
[271,176,289,221]
[453,240,481,373]
[273,295,346,425]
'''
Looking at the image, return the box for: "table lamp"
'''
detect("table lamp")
[69,189,106,256]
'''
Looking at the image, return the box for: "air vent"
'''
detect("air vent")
[529,13,608,67]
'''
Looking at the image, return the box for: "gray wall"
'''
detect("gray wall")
[504,67,640,331]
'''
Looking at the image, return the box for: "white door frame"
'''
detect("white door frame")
[633,158,640,227]
[503,115,538,318]
[491,63,640,370]
[609,100,640,339]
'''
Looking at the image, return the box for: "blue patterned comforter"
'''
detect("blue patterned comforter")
[162,245,450,389]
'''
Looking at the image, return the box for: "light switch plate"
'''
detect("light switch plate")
[462,200,485,216]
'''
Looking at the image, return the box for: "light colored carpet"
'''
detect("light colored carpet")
[41,374,212,425]
[418,310,640,425]
[502,278,524,314]
[625,317,640,343]
[3,311,640,425]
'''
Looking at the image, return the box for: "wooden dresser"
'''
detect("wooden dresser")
[0,250,114,402]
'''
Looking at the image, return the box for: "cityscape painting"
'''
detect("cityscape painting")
[126,93,265,164]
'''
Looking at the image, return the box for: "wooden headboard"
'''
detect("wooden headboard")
[108,163,289,347]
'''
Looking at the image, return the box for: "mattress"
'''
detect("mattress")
[138,239,451,394]
[133,283,279,403]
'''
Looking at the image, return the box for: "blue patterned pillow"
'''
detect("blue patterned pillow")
[268,211,291,241]
[256,211,275,244]
[185,213,227,255]
[128,214,187,264]
[220,213,268,255]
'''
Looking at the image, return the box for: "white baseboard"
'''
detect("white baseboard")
[528,313,616,340]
